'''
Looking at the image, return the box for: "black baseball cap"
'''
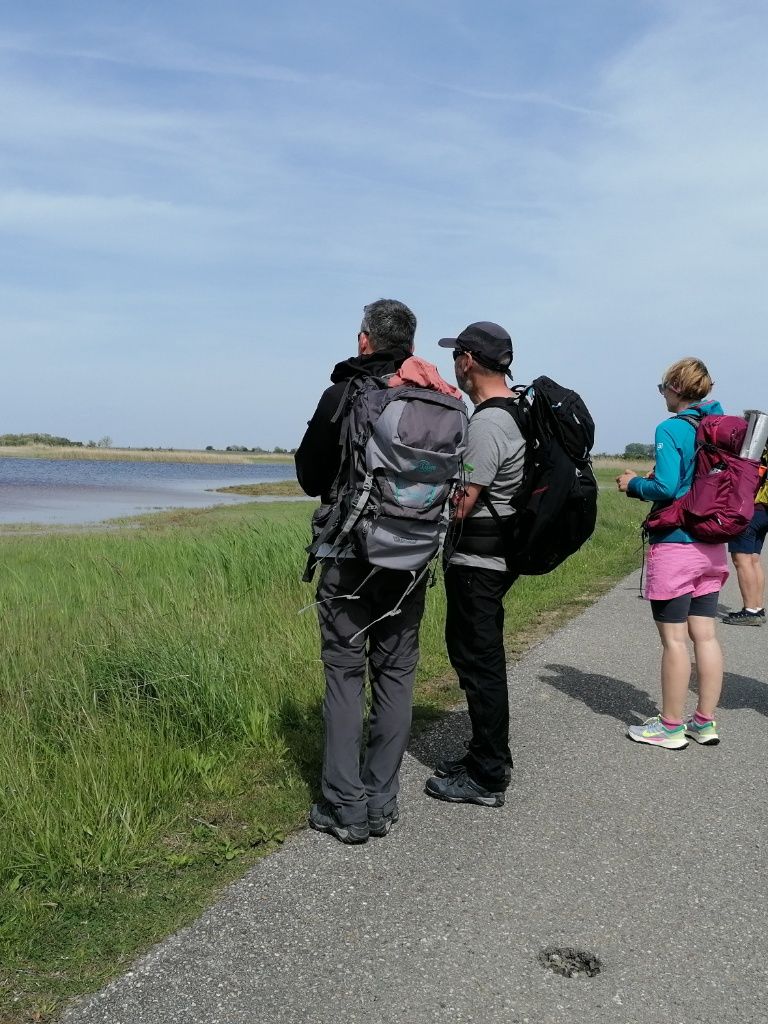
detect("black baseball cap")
[438,321,513,376]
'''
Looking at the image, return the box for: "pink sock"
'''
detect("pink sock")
[693,710,714,725]
[660,715,683,730]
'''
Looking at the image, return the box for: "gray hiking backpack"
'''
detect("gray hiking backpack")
[304,375,468,580]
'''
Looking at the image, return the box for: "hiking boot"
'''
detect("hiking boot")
[367,801,399,837]
[685,717,720,745]
[627,716,688,750]
[434,754,512,783]
[722,607,765,626]
[308,801,369,844]
[425,768,505,807]
[434,755,469,779]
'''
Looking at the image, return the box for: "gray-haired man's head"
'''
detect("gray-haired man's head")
[359,299,416,358]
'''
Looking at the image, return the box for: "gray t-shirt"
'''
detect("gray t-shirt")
[450,404,526,571]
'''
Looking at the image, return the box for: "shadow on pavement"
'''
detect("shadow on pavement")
[540,663,658,725]
[541,663,768,724]
[407,708,472,772]
[719,672,768,718]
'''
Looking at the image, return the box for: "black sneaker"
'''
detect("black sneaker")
[435,755,512,783]
[309,800,369,844]
[722,607,765,626]
[367,801,399,837]
[425,769,505,808]
[434,755,468,779]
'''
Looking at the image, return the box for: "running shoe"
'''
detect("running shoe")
[684,717,720,745]
[722,607,765,626]
[627,716,689,750]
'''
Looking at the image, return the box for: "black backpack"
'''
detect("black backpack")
[472,376,598,575]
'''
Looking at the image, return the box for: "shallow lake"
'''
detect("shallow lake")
[0,458,298,525]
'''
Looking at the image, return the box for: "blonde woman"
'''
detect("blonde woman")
[617,358,728,750]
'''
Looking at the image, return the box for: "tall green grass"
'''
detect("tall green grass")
[0,492,644,1020]
[1,512,318,891]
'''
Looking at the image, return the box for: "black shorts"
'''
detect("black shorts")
[728,504,768,555]
[650,591,720,624]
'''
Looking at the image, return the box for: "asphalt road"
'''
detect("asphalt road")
[62,560,768,1024]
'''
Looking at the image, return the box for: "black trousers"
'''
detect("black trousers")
[444,564,517,790]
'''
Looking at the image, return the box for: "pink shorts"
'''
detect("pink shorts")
[643,541,729,601]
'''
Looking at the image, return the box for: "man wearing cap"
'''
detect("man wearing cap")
[425,322,525,808]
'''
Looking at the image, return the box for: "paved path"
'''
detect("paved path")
[63,563,768,1024]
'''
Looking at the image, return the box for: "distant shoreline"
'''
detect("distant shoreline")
[0,446,294,465]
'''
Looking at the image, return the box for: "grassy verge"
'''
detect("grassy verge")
[0,490,645,1023]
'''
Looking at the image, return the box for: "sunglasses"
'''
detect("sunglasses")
[658,381,681,395]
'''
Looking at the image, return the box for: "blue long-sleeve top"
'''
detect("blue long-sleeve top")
[627,399,724,543]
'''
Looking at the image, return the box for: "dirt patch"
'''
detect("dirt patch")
[538,946,602,979]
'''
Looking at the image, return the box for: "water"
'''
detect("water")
[0,457,298,525]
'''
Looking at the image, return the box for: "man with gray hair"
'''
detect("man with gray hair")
[295,299,428,844]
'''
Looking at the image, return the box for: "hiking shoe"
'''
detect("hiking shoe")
[367,802,399,837]
[685,717,720,745]
[722,607,765,626]
[627,716,689,750]
[434,755,469,778]
[308,801,369,844]
[425,769,505,807]
[434,755,512,783]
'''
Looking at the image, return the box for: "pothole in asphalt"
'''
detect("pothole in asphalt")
[538,946,602,979]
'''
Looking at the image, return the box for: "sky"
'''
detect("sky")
[1,0,766,452]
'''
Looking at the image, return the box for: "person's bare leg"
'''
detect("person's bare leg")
[754,555,765,608]
[732,552,762,608]
[687,614,723,718]
[656,621,691,721]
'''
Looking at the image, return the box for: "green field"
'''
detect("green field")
[0,491,646,1022]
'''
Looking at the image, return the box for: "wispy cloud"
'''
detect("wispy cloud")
[0,29,322,85]
[422,79,614,121]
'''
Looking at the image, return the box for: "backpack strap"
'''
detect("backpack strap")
[472,395,528,442]
[332,471,375,548]
[479,490,507,527]
[474,395,522,417]
[331,379,357,424]
[676,412,701,430]
[330,372,391,423]
[467,396,525,527]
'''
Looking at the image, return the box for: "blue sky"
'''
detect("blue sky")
[1,0,766,450]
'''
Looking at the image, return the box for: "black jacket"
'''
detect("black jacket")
[295,350,408,503]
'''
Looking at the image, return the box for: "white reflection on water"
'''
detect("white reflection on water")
[0,458,298,525]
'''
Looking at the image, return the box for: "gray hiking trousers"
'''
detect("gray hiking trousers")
[316,559,428,825]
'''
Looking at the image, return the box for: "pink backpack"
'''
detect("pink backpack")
[645,413,760,541]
